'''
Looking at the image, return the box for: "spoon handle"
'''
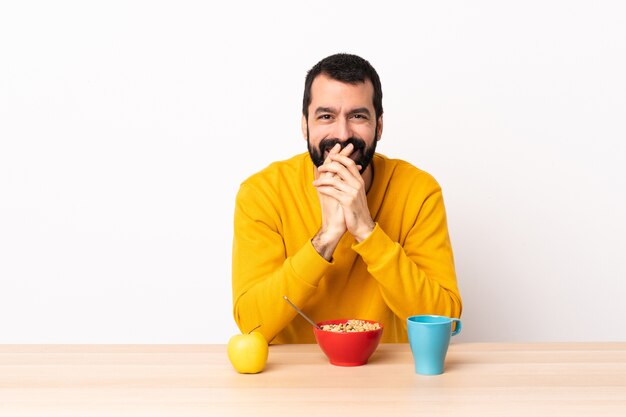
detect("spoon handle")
[283,296,321,329]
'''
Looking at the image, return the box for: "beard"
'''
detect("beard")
[306,125,378,173]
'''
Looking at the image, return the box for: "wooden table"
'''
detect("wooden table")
[1,343,625,416]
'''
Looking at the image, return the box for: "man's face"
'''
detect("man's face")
[303,74,382,172]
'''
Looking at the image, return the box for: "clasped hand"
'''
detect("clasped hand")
[313,143,375,243]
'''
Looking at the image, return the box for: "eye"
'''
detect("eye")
[318,114,332,120]
[351,114,368,120]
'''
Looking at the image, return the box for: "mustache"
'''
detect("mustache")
[319,138,366,154]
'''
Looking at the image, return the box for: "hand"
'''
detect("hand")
[313,150,375,242]
[311,144,355,260]
[316,143,346,240]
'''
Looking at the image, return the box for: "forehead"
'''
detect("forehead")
[309,73,375,111]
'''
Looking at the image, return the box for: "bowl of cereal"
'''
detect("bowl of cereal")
[313,319,383,366]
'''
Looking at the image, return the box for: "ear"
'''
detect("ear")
[301,115,308,140]
[376,115,383,141]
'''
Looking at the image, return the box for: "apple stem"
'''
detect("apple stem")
[249,325,262,334]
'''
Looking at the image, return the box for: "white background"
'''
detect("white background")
[1,1,625,343]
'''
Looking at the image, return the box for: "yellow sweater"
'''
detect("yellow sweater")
[232,152,462,344]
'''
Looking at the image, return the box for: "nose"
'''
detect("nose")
[334,118,353,141]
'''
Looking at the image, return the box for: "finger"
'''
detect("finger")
[315,185,344,201]
[325,143,342,162]
[318,161,354,180]
[328,154,364,178]
[338,142,354,157]
[320,143,342,179]
[328,153,361,169]
[317,167,362,190]
[317,161,363,187]
[315,185,357,206]
[313,176,358,195]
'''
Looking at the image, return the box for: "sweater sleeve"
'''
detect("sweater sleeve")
[352,189,462,326]
[231,183,331,343]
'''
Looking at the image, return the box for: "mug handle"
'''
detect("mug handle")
[451,319,462,336]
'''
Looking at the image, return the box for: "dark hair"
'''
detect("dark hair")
[302,53,383,121]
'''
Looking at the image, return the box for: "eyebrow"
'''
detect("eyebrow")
[315,107,337,115]
[348,107,372,117]
[314,107,372,116]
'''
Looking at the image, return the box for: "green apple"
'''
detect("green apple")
[227,330,268,374]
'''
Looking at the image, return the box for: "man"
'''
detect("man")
[232,53,461,343]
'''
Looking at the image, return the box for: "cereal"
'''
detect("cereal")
[320,320,381,333]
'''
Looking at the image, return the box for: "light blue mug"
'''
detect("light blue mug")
[407,315,462,375]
